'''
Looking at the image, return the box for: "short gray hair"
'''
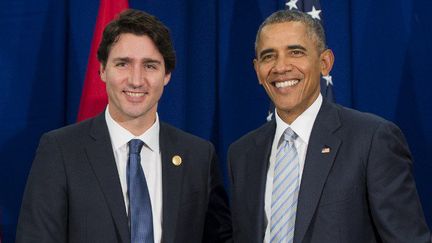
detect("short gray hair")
[255,10,327,55]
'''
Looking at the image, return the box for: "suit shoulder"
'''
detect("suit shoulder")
[43,117,94,140]
[333,103,396,129]
[160,122,213,148]
[229,121,274,152]
[325,102,407,145]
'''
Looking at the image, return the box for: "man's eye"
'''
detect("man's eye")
[115,62,127,67]
[290,50,304,56]
[144,64,157,70]
[261,54,275,62]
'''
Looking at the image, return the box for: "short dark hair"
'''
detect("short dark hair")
[255,10,327,55]
[97,9,176,74]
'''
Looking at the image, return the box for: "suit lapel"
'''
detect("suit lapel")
[245,121,275,242]
[159,123,185,243]
[86,114,130,243]
[294,100,342,243]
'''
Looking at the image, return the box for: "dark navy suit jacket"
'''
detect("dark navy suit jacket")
[228,99,431,243]
[17,113,232,243]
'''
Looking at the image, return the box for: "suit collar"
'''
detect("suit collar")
[294,99,342,243]
[274,94,323,146]
[249,99,341,242]
[104,109,161,153]
[253,120,277,148]
[159,122,185,243]
[247,121,276,242]
[88,117,186,243]
[87,113,131,243]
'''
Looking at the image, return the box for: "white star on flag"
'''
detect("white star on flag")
[307,6,321,20]
[286,0,299,10]
[266,111,274,122]
[323,75,333,86]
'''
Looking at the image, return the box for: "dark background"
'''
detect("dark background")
[0,0,431,241]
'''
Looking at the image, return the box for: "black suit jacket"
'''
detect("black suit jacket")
[228,99,431,243]
[17,113,232,243]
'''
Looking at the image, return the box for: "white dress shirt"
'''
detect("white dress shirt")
[263,94,322,242]
[105,108,163,243]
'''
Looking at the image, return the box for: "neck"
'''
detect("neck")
[277,109,300,125]
[119,115,156,136]
[277,93,320,124]
[108,107,157,136]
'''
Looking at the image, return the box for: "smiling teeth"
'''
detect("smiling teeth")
[275,80,299,88]
[125,91,145,97]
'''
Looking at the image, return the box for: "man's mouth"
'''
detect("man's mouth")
[124,91,146,97]
[274,79,300,88]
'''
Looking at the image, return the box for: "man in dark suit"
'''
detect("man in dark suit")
[16,9,231,243]
[228,10,431,243]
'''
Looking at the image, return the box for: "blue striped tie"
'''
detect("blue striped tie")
[127,139,154,243]
[270,128,299,243]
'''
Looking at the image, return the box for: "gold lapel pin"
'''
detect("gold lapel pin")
[321,146,331,154]
[172,155,182,166]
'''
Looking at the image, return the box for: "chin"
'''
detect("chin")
[126,110,147,119]
[274,100,298,111]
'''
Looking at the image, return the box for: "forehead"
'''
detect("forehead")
[108,33,163,60]
[257,21,313,49]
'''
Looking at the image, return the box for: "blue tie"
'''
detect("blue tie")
[270,128,299,242]
[127,139,154,243]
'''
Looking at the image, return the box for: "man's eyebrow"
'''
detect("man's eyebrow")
[112,57,131,62]
[141,58,162,64]
[111,57,162,64]
[287,45,307,51]
[258,45,308,59]
[258,48,275,59]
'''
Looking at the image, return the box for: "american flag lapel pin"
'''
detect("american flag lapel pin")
[321,146,331,154]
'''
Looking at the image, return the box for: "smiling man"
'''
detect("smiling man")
[16,9,231,243]
[228,10,431,243]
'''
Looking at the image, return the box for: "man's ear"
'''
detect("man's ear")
[253,58,263,85]
[163,72,171,86]
[320,49,334,76]
[100,64,106,82]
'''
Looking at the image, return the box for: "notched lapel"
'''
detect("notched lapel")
[159,124,185,243]
[294,101,342,243]
[86,115,130,243]
[244,121,275,242]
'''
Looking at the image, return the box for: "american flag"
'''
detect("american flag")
[267,0,334,121]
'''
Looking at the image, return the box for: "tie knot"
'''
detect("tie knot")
[129,139,144,155]
[283,128,297,142]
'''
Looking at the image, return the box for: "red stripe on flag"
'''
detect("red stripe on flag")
[77,0,129,121]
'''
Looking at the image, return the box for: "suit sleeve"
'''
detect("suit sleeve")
[202,143,233,243]
[16,133,68,243]
[366,121,431,242]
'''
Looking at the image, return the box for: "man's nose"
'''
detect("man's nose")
[129,65,144,87]
[272,57,293,74]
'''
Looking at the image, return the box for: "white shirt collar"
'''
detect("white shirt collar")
[274,94,322,146]
[105,106,160,153]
